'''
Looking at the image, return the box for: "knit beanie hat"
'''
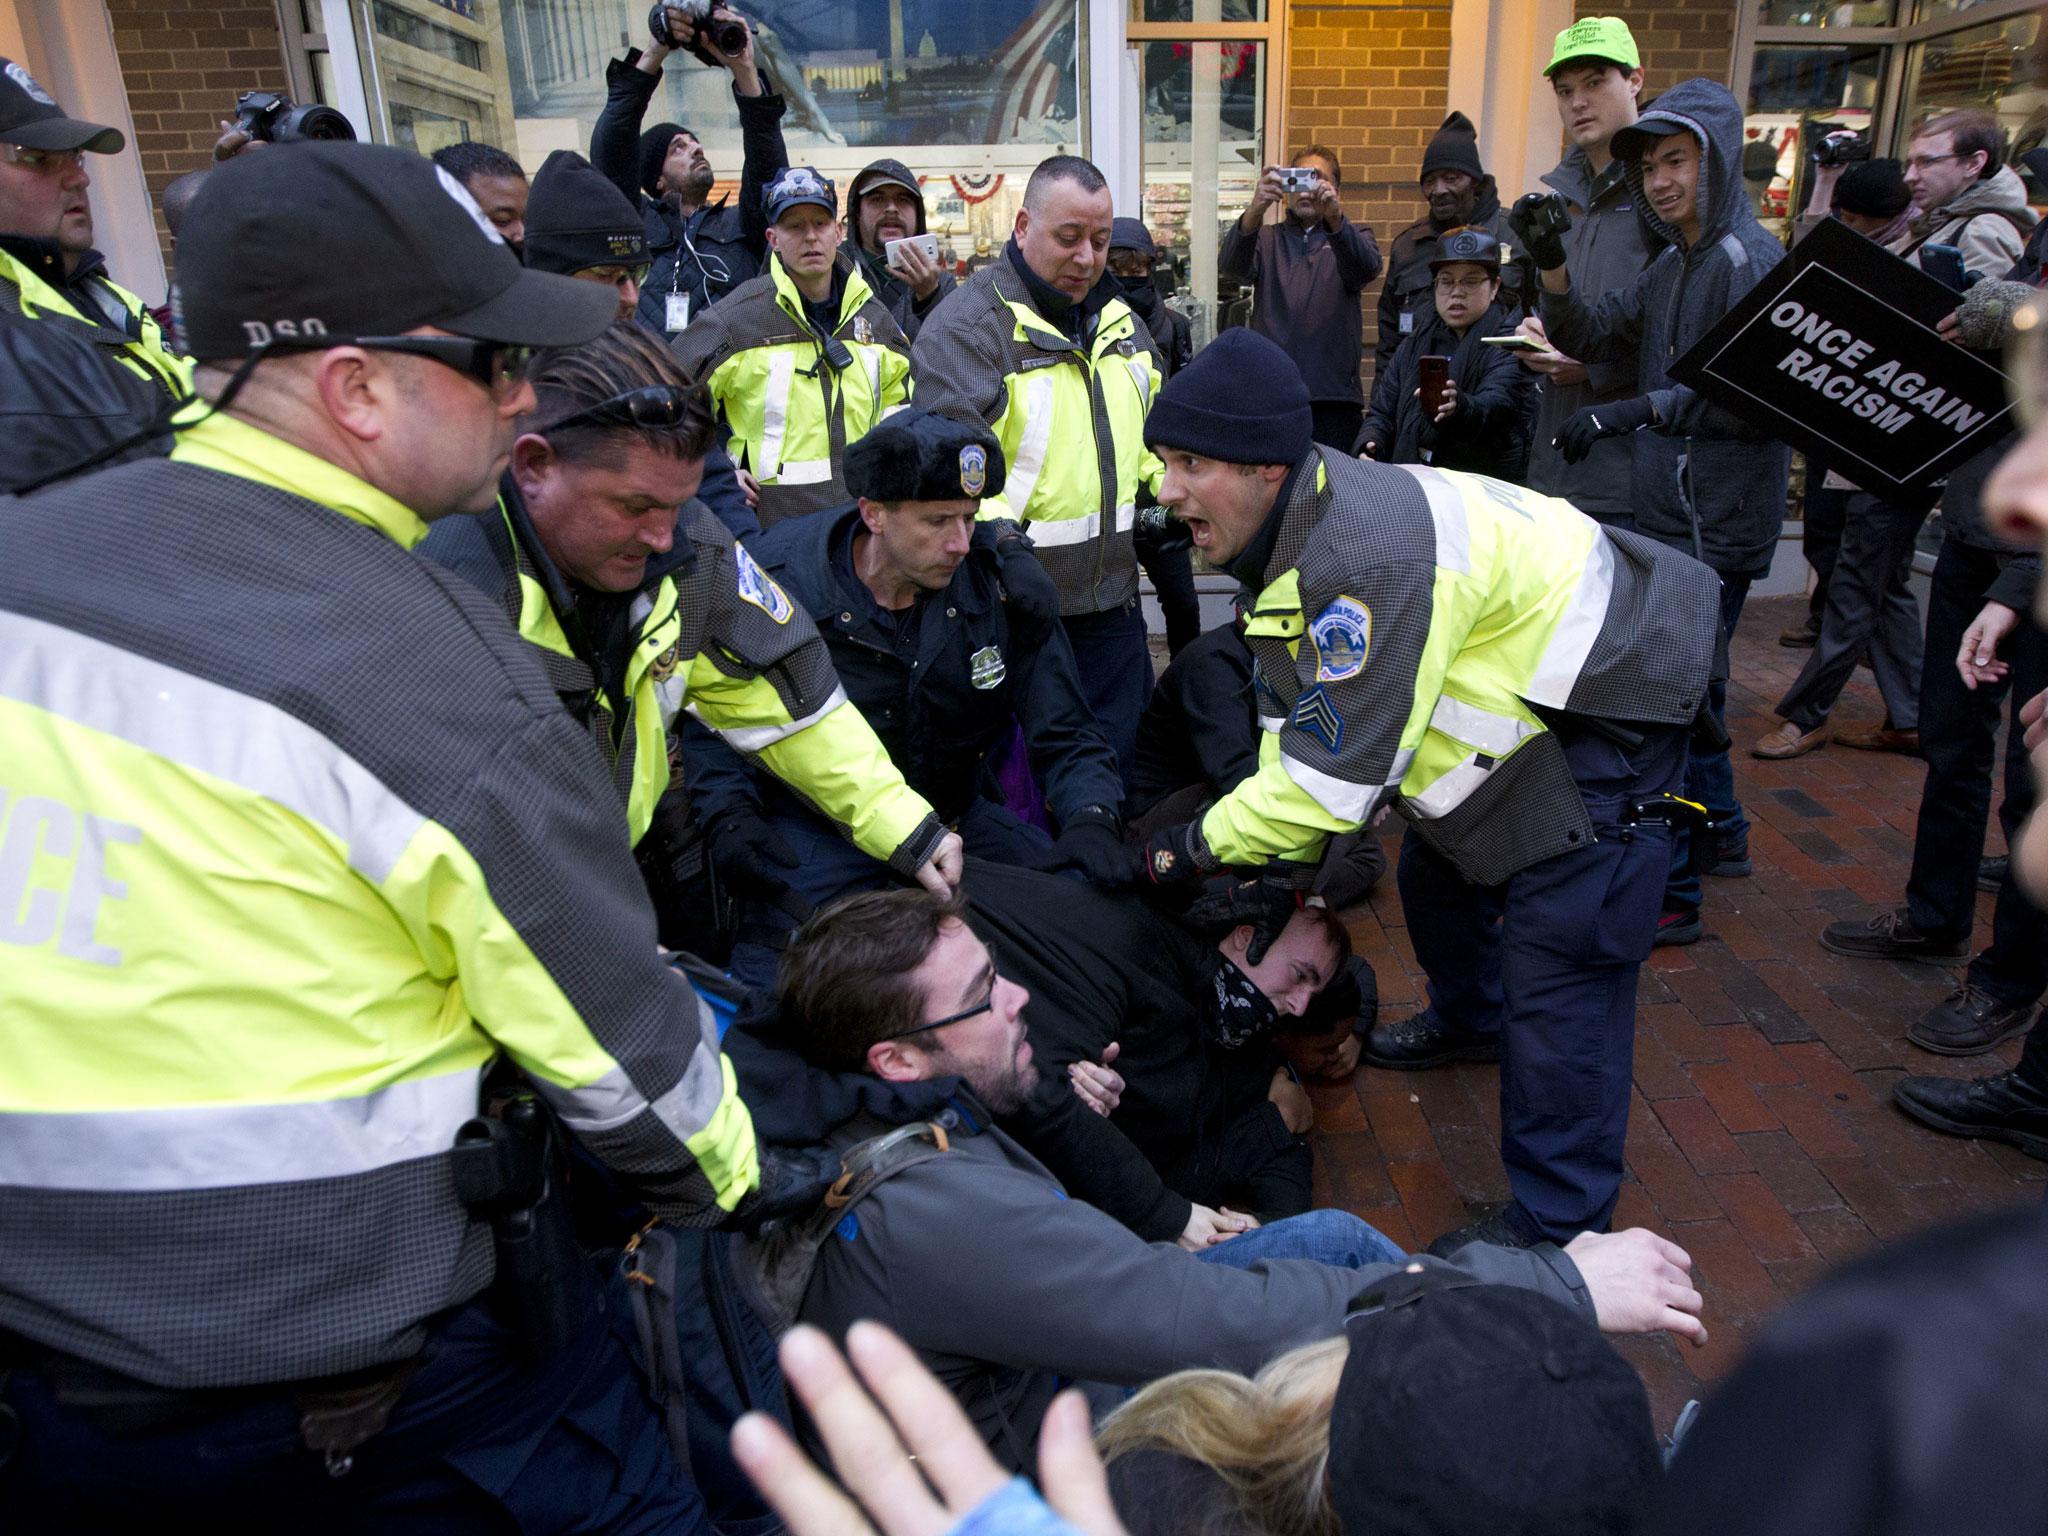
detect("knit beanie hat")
[1834,158,1911,220]
[523,150,649,276]
[1420,111,1484,183]
[638,122,688,198]
[1144,329,1312,466]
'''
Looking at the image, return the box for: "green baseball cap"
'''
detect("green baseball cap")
[1544,16,1640,77]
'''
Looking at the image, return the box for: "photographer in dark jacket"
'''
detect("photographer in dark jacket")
[1359,225,1537,480]
[590,3,788,335]
[841,159,955,341]
[684,411,1124,986]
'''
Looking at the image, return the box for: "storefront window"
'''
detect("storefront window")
[352,0,1090,265]
[1137,36,1262,338]
[1898,11,2043,158]
[1756,2,1895,23]
[1742,43,1887,239]
[1131,0,1265,20]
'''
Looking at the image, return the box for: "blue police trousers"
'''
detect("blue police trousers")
[1397,722,1689,1243]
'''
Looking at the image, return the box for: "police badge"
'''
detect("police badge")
[968,644,1005,689]
[853,315,873,345]
[959,443,988,497]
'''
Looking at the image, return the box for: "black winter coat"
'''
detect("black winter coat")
[1361,298,1539,480]
[682,505,1122,830]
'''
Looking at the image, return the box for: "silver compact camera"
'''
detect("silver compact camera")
[1278,166,1321,195]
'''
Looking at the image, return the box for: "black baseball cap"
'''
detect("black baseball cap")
[0,58,124,153]
[765,166,837,224]
[177,141,617,359]
[1327,1266,1661,1536]
[1428,225,1504,273]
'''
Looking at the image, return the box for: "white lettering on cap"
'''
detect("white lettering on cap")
[5,62,56,106]
[435,163,507,245]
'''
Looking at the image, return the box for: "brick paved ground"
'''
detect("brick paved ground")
[1312,592,2042,1432]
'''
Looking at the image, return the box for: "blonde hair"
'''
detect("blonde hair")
[1095,1335,1350,1536]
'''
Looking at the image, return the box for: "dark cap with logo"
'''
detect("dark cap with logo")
[0,58,124,153]
[844,408,1005,504]
[1428,225,1504,272]
[1327,1265,1661,1536]
[523,149,649,277]
[176,141,618,359]
[765,165,838,224]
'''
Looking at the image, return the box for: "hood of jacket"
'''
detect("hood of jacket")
[1615,77,1749,253]
[846,158,929,244]
[722,988,963,1148]
[1917,163,2032,236]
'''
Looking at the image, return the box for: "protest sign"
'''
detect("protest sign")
[1666,217,2014,505]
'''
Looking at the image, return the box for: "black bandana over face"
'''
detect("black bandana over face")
[1207,956,1280,1050]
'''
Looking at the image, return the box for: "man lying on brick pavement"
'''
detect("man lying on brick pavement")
[724,886,1709,1471]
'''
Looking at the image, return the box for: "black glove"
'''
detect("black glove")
[704,810,813,922]
[991,522,1061,636]
[1182,878,1305,967]
[1134,503,1193,559]
[1554,397,1656,465]
[1031,811,1128,885]
[1508,191,1572,272]
[1134,819,1220,888]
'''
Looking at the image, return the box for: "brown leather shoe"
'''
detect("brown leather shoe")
[1751,719,1830,759]
[1835,725,1921,754]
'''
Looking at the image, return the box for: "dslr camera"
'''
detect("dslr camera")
[1814,129,1870,168]
[233,90,356,144]
[650,0,749,60]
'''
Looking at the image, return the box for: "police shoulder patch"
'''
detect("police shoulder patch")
[1310,596,1371,682]
[733,543,794,624]
[959,443,988,498]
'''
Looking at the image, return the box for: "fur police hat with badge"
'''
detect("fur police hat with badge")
[844,409,1007,505]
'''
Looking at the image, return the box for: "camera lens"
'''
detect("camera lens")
[711,17,748,53]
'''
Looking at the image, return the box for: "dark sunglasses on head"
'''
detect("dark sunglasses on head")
[541,384,697,436]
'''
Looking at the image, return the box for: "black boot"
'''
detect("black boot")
[1893,1061,2048,1161]
[1362,1008,1500,1071]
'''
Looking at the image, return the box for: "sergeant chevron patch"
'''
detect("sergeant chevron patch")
[1293,685,1344,752]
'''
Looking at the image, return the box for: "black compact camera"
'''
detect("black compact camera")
[650,1,749,59]
[1814,129,1870,168]
[233,90,356,144]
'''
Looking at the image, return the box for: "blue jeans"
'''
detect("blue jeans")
[1190,1209,1405,1270]
[1667,573,1751,913]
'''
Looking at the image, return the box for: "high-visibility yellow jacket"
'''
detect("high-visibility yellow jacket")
[911,258,1164,616]
[0,242,188,396]
[672,253,911,527]
[0,410,759,1389]
[1191,450,1721,887]
[418,482,951,868]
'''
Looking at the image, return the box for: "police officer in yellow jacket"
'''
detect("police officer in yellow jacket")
[671,165,911,528]
[0,144,763,1526]
[0,57,190,492]
[1125,330,1723,1257]
[419,319,965,887]
[912,154,1165,786]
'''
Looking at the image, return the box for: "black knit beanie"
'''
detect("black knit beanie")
[1834,158,1911,220]
[1144,329,1312,466]
[1420,111,1483,183]
[524,150,649,276]
[638,122,688,198]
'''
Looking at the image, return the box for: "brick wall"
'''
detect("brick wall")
[1575,0,1740,99]
[1286,1,1453,383]
[105,1,292,269]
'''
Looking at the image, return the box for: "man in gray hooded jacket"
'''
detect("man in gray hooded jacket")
[841,159,956,340]
[1520,77,1793,937]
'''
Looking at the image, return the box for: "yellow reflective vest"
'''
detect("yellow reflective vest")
[0,243,189,398]
[911,258,1164,616]
[0,410,761,1388]
[420,486,949,873]
[672,253,911,527]
[1196,451,1720,887]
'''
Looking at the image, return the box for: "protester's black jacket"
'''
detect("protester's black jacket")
[1361,298,1538,480]
[682,504,1122,830]
[591,50,788,330]
[966,864,1313,1237]
[1128,620,1258,821]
